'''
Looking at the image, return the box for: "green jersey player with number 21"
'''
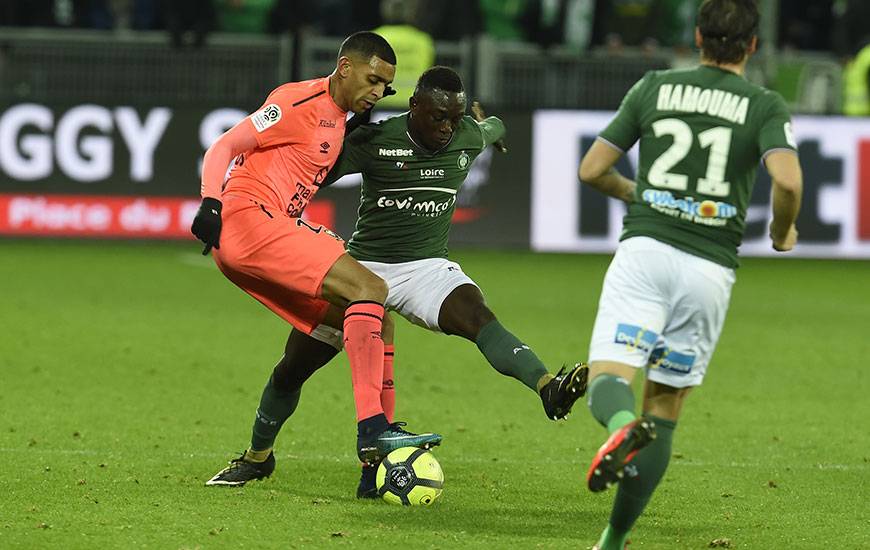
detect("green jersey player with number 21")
[577,1,803,548]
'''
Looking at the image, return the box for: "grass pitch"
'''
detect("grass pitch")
[1,241,868,549]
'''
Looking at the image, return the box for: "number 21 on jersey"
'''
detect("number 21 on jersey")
[647,118,732,197]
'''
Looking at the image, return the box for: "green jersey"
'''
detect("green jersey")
[600,65,798,267]
[325,113,506,262]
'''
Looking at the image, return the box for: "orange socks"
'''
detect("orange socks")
[344,301,386,422]
[381,345,396,423]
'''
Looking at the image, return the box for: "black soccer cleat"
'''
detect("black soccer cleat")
[205,451,275,486]
[356,463,379,499]
[539,363,589,420]
[357,422,442,465]
[587,418,657,493]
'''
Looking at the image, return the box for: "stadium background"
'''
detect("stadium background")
[2,2,869,549]
[1,0,869,258]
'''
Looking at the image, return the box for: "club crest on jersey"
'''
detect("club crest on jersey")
[457,151,470,170]
[250,104,281,132]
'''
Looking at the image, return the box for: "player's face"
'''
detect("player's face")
[344,55,396,114]
[408,89,467,151]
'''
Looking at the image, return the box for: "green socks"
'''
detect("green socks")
[588,374,637,433]
[598,415,677,549]
[250,375,301,452]
[475,320,549,391]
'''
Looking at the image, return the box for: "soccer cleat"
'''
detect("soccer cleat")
[587,418,657,493]
[356,464,379,499]
[539,363,589,420]
[357,422,442,465]
[205,451,275,486]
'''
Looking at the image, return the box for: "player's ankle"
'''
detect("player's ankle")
[536,373,554,393]
[244,448,272,463]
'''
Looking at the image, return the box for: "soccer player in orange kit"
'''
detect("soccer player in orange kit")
[191,32,441,486]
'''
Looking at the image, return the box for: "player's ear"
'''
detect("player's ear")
[409,96,417,111]
[338,56,353,78]
[694,27,702,49]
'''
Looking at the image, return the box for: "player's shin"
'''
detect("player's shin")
[343,301,387,423]
[475,320,548,390]
[248,378,300,459]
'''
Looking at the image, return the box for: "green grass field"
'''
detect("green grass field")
[2,241,868,549]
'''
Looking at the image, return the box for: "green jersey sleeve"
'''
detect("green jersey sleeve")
[758,91,798,156]
[323,125,374,186]
[599,72,650,152]
[477,116,506,149]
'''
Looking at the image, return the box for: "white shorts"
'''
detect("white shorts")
[309,257,478,349]
[588,236,736,388]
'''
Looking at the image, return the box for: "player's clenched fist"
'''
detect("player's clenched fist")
[191,197,223,255]
[471,101,507,153]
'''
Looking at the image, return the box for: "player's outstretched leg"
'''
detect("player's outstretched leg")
[440,285,589,420]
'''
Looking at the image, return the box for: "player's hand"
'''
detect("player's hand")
[345,108,373,136]
[471,101,507,153]
[191,197,223,255]
[770,222,798,252]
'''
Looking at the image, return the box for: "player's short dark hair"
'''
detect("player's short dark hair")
[415,66,464,96]
[697,0,759,64]
[338,31,396,65]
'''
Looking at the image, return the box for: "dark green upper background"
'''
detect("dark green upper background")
[600,65,797,267]
[325,113,505,262]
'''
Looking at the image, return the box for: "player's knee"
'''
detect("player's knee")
[469,302,496,335]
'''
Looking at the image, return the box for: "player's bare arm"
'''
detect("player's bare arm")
[578,139,636,204]
[765,150,803,251]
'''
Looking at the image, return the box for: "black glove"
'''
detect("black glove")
[191,197,222,255]
[345,108,373,136]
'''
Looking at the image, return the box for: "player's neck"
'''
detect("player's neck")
[700,58,747,76]
[327,74,350,112]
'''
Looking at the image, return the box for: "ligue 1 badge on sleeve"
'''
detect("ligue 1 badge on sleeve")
[457,151,470,170]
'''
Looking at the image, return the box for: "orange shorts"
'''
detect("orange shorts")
[212,197,345,334]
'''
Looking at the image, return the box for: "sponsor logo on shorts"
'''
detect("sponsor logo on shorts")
[379,148,414,157]
[641,189,737,228]
[250,104,281,132]
[319,119,336,128]
[648,345,695,375]
[614,323,658,353]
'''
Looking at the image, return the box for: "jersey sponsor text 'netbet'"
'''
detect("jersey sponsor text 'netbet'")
[325,113,505,262]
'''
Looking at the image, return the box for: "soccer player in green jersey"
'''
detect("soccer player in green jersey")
[577,1,802,548]
[205,66,588,497]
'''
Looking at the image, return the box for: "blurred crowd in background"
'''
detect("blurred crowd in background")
[1,0,869,57]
